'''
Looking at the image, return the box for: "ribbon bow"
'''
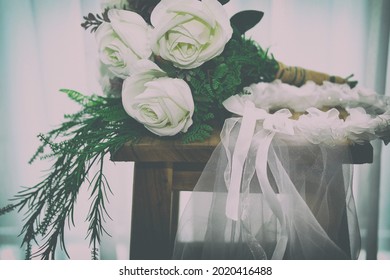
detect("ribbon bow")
[222,96,294,221]
[222,95,296,259]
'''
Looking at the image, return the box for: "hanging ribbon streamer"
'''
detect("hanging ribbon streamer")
[223,97,294,221]
[222,97,295,258]
[225,101,261,220]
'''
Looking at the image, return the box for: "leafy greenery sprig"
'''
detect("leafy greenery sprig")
[81,10,110,33]
[81,0,161,31]
[0,90,143,259]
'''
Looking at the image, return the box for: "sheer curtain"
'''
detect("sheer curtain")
[0,0,388,259]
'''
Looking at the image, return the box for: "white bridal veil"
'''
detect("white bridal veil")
[173,81,390,260]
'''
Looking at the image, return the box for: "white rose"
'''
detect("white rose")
[100,0,130,10]
[95,9,151,78]
[151,0,233,69]
[98,62,122,97]
[122,60,194,136]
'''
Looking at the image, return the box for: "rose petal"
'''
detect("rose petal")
[108,9,152,59]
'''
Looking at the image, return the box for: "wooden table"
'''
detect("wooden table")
[112,131,373,259]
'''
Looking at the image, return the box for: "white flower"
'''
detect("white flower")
[315,81,358,108]
[100,0,130,10]
[98,62,122,97]
[95,9,151,78]
[344,107,376,143]
[297,108,345,145]
[246,80,320,112]
[263,109,294,135]
[150,0,233,69]
[122,60,194,136]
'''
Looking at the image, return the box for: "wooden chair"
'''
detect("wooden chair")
[112,130,373,259]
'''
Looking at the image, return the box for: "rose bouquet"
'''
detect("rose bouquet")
[0,0,357,259]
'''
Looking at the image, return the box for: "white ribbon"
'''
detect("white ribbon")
[222,96,294,259]
[224,100,265,220]
[253,130,288,259]
[223,96,294,221]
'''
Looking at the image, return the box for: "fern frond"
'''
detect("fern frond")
[0,204,18,216]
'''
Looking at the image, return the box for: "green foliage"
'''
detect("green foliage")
[125,0,161,24]
[230,10,264,35]
[0,90,141,259]
[182,123,214,144]
[177,36,279,142]
[218,0,230,5]
[0,204,18,216]
[81,10,109,33]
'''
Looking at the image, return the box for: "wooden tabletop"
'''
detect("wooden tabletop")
[111,130,373,164]
[111,131,220,163]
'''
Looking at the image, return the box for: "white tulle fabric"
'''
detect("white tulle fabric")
[173,81,390,260]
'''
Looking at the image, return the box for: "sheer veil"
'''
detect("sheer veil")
[172,78,390,260]
[173,104,360,260]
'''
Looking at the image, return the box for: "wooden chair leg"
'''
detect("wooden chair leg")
[130,162,173,259]
[170,190,180,248]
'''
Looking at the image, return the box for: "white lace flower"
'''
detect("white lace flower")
[226,81,390,146]
[344,107,376,144]
[296,108,345,145]
[263,109,294,135]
